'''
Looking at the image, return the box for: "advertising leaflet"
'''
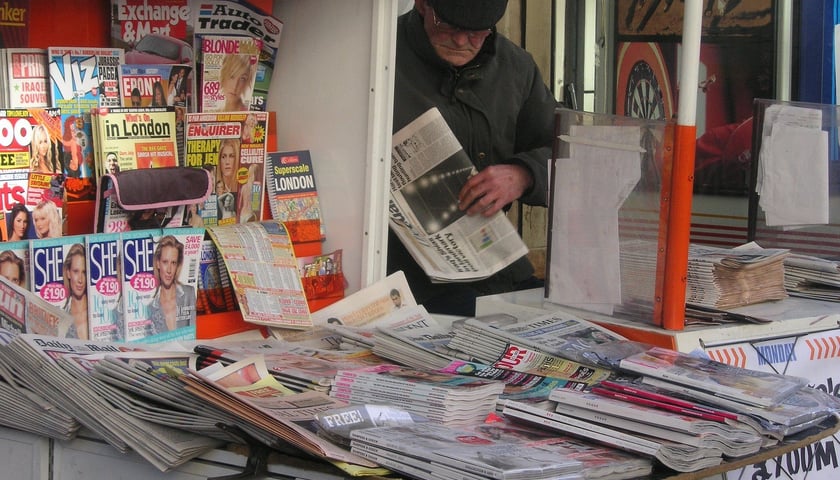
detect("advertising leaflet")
[184,111,268,227]
[2,48,50,108]
[265,149,325,239]
[47,46,125,202]
[197,35,261,113]
[390,107,528,282]
[86,232,123,342]
[191,0,283,111]
[206,221,309,329]
[0,107,64,241]
[307,270,416,329]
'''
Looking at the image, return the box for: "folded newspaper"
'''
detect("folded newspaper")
[390,107,528,282]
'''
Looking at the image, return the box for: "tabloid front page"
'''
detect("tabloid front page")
[390,107,528,282]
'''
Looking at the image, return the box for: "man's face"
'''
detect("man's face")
[421,3,490,67]
[107,154,119,173]
[156,245,180,289]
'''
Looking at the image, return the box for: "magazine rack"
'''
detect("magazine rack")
[747,98,840,257]
[545,108,681,329]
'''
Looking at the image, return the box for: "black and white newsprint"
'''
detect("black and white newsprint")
[390,107,528,283]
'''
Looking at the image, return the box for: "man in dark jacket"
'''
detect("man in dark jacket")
[388,0,559,316]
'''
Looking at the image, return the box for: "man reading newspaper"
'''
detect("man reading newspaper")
[388,0,559,316]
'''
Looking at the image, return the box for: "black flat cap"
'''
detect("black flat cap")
[427,0,508,30]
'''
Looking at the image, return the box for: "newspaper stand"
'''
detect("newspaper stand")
[546,108,680,330]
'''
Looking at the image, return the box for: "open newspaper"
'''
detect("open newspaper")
[390,107,528,282]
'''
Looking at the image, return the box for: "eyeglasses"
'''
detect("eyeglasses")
[431,10,492,42]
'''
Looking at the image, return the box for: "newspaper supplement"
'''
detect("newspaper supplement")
[390,107,528,282]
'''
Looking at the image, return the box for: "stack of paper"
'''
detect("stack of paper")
[350,422,584,480]
[330,365,505,427]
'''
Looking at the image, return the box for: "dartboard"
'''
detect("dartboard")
[624,60,667,120]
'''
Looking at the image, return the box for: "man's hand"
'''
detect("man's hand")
[458,164,533,217]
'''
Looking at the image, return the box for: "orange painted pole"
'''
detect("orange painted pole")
[661,0,702,330]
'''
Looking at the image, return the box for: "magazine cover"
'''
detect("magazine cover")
[92,106,179,175]
[197,35,261,113]
[191,0,282,112]
[0,250,27,334]
[110,0,194,59]
[47,46,125,202]
[265,149,325,239]
[29,234,89,339]
[3,48,50,108]
[0,240,29,291]
[0,107,64,241]
[121,227,203,343]
[86,232,123,342]
[184,111,267,227]
[121,63,192,108]
[195,237,237,315]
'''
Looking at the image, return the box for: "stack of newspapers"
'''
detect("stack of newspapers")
[783,253,840,301]
[329,364,506,427]
[447,310,648,369]
[319,403,652,480]
[369,305,461,371]
[0,333,227,471]
[616,347,838,436]
[0,328,79,440]
[684,242,790,309]
[619,240,790,310]
[350,422,586,480]
[502,399,726,472]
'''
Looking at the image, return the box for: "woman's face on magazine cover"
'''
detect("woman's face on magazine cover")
[220,145,237,178]
[33,209,50,237]
[0,260,22,286]
[12,210,28,238]
[67,254,87,299]
[156,245,180,289]
[222,67,250,99]
[34,129,50,158]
